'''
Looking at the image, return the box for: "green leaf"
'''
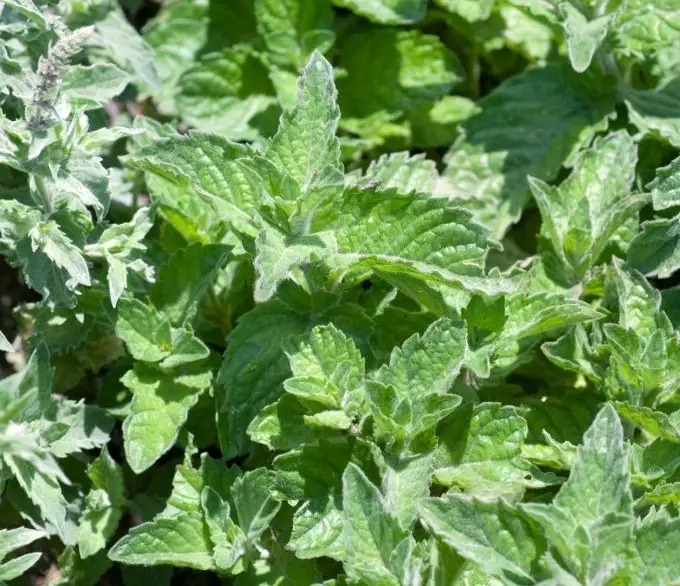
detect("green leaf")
[217,293,373,458]
[61,64,131,108]
[375,318,466,399]
[108,511,215,570]
[39,400,113,458]
[0,552,42,582]
[419,493,543,583]
[124,132,259,236]
[635,512,680,585]
[442,65,615,237]
[0,343,52,425]
[18,220,90,307]
[333,0,427,24]
[648,154,680,210]
[284,323,365,413]
[267,51,342,191]
[559,3,611,73]
[253,227,332,303]
[53,547,112,586]
[0,527,44,575]
[609,258,661,340]
[624,79,680,148]
[613,402,680,442]
[338,30,463,119]
[142,0,209,113]
[0,330,11,352]
[434,0,495,21]
[523,404,633,581]
[200,487,244,572]
[231,468,281,546]
[529,130,644,283]
[1,424,75,544]
[359,152,438,194]
[434,403,557,500]
[342,463,405,586]
[175,46,277,142]
[150,243,230,326]
[122,364,212,473]
[317,186,515,303]
[616,0,680,56]
[115,298,173,363]
[247,394,320,450]
[77,447,125,558]
[255,0,334,66]
[629,214,680,278]
[1,0,49,29]
[89,7,161,91]
[381,452,434,531]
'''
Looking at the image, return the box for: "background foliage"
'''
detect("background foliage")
[3,0,680,584]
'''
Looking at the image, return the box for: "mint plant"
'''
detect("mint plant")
[4,1,680,585]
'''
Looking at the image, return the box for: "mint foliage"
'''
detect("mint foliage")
[4,0,680,584]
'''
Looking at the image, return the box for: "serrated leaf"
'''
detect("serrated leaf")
[375,318,466,399]
[284,323,365,413]
[316,186,514,302]
[124,132,259,236]
[231,468,281,545]
[359,152,437,194]
[247,394,320,450]
[442,65,614,237]
[613,402,680,442]
[381,452,434,531]
[635,514,680,585]
[18,221,90,306]
[142,0,209,114]
[115,298,173,363]
[530,131,641,284]
[434,403,557,500]
[419,493,542,582]
[0,527,44,561]
[200,487,245,572]
[342,463,405,586]
[616,0,680,56]
[1,0,49,29]
[523,405,633,581]
[267,51,342,191]
[108,511,214,570]
[122,364,211,473]
[253,227,332,302]
[217,293,373,458]
[1,424,75,544]
[0,552,42,581]
[39,400,113,458]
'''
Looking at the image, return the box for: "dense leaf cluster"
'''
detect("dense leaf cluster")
[3,0,680,584]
